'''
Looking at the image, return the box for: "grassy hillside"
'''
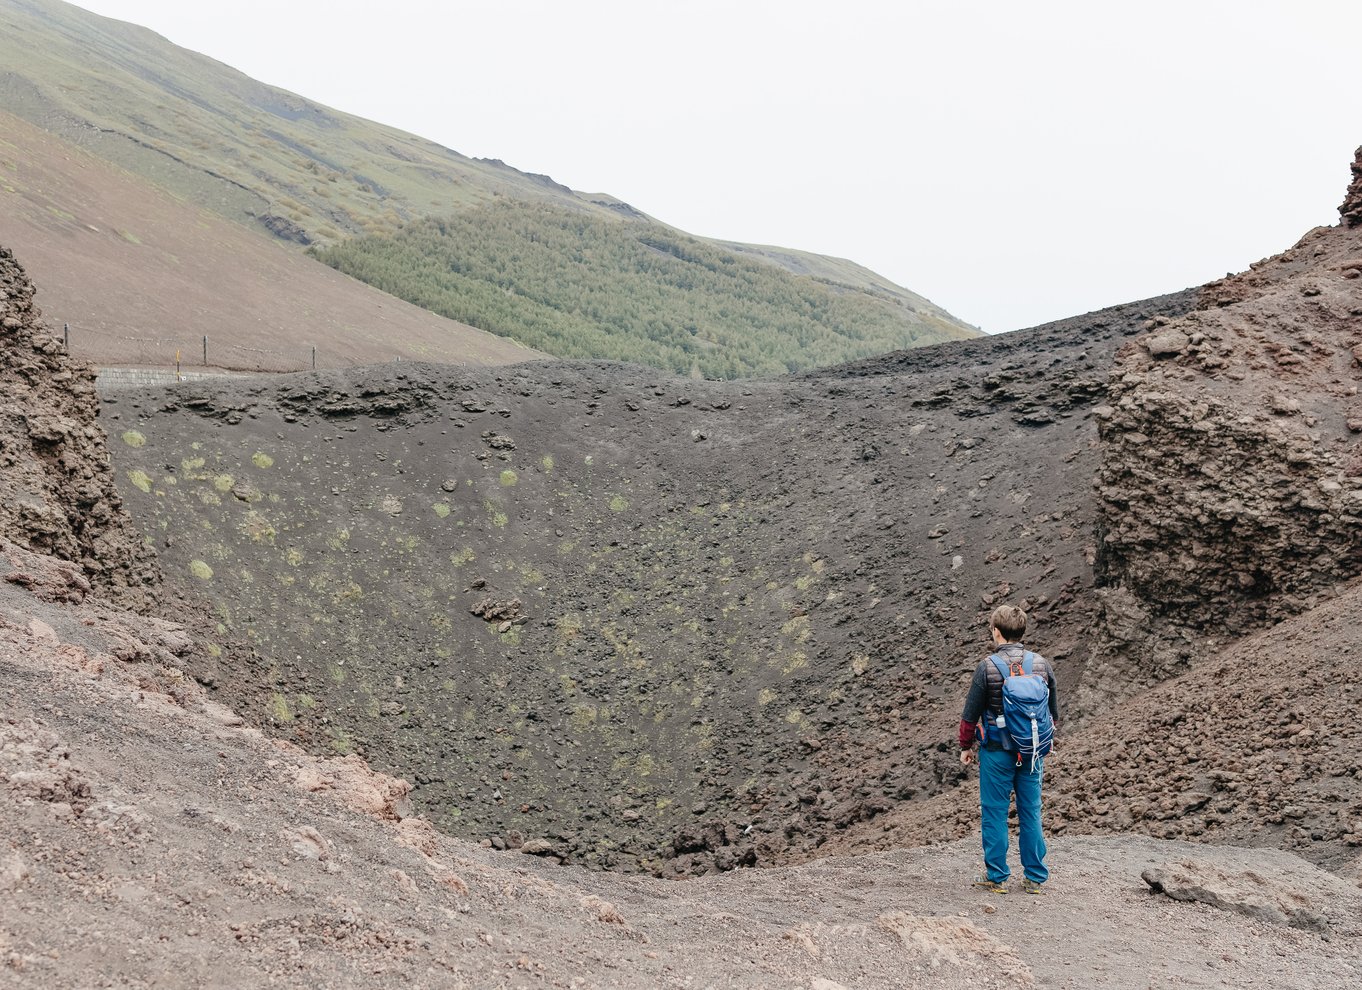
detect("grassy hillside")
[0,0,610,243]
[313,202,977,377]
[0,0,979,372]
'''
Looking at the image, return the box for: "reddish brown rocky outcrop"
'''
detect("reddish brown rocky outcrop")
[1093,222,1362,648]
[1341,145,1362,226]
[1076,153,1362,712]
[0,245,158,609]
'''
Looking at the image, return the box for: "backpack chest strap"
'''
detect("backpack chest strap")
[990,651,1036,680]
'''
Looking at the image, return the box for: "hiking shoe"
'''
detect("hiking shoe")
[1019,879,1046,895]
[971,877,1008,894]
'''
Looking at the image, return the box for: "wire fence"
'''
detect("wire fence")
[62,323,331,374]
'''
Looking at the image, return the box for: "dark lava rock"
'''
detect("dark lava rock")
[1341,144,1362,226]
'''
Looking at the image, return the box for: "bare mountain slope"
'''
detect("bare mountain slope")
[0,110,543,370]
[0,0,977,371]
[0,0,616,239]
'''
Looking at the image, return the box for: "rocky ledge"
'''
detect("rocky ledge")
[0,245,159,609]
[1341,145,1362,226]
[1094,217,1362,647]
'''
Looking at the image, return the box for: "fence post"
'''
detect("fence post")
[311,346,316,370]
[203,335,208,367]
[63,323,69,353]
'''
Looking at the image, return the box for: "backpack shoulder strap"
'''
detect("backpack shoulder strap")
[1021,651,1035,676]
[989,653,1010,681]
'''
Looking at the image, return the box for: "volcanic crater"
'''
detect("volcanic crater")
[3,146,1362,988]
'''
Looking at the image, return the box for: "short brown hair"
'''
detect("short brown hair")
[990,604,1027,642]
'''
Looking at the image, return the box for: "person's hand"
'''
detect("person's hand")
[960,748,975,768]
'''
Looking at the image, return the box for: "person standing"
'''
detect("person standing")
[958,604,1059,894]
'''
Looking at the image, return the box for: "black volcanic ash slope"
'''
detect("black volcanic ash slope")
[108,289,1194,875]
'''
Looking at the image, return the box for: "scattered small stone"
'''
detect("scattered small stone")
[1145,330,1190,358]
[0,852,28,892]
[470,597,524,622]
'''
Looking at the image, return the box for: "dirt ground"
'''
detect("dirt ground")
[2,540,1358,988]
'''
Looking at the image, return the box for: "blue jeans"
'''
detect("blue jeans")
[978,747,1048,884]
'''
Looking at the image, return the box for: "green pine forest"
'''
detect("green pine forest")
[313,202,975,379]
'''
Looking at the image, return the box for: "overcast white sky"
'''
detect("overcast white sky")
[72,0,1362,333]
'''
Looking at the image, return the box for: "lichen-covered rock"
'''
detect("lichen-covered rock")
[0,245,159,608]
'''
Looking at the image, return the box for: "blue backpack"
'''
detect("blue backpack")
[989,652,1054,773]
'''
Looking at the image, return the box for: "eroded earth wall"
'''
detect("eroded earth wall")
[0,245,158,609]
[1093,212,1362,689]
